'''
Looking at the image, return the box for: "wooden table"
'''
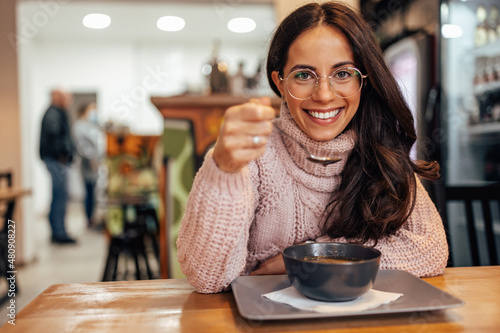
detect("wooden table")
[0,187,31,231]
[1,266,499,332]
[0,187,31,304]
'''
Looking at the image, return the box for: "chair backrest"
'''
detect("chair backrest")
[434,180,500,266]
[0,171,12,188]
[0,171,14,231]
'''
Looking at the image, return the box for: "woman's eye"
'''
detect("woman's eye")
[294,71,313,80]
[335,70,352,80]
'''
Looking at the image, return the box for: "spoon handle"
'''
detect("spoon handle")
[274,125,342,165]
[274,125,312,156]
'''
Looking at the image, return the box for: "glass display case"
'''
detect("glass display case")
[441,0,500,184]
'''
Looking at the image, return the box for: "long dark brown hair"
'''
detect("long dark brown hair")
[266,1,439,245]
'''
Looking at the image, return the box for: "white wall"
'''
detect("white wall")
[273,0,359,21]
[0,0,33,264]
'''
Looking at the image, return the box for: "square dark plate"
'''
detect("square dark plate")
[230,270,464,321]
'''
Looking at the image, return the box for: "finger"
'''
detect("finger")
[249,96,272,106]
[222,119,273,137]
[228,145,267,160]
[249,135,269,148]
[217,133,267,151]
[214,146,267,173]
[243,102,275,121]
[226,102,276,122]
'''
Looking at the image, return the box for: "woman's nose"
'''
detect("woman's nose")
[311,77,336,102]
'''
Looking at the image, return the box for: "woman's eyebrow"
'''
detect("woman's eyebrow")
[288,61,356,74]
[289,64,316,72]
[332,61,355,68]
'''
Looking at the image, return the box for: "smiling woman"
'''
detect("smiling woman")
[176,1,449,294]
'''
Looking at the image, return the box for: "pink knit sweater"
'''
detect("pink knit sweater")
[176,103,449,294]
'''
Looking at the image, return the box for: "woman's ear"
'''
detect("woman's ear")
[271,71,285,97]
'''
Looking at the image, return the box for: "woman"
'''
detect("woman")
[177,1,448,294]
[73,102,105,227]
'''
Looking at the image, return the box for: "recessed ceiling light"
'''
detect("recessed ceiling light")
[227,17,256,33]
[83,13,111,30]
[157,16,185,32]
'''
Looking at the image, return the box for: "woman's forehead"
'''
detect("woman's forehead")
[284,26,355,72]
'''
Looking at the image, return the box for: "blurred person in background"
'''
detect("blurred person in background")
[73,102,106,228]
[39,88,77,244]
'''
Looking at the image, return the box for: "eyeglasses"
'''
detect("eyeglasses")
[279,67,368,100]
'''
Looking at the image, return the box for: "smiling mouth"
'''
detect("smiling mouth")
[306,108,343,120]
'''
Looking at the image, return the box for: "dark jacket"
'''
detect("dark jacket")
[39,105,75,163]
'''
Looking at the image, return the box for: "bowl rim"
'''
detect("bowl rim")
[282,242,382,265]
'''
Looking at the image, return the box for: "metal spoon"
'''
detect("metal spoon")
[275,125,342,166]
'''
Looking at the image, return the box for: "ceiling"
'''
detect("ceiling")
[17,0,276,45]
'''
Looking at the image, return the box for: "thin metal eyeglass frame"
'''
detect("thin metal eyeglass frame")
[279,67,368,100]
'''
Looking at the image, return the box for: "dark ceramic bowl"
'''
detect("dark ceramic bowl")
[282,242,381,302]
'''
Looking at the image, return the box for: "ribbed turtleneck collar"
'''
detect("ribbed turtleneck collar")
[273,102,357,178]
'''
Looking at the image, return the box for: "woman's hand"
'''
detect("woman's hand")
[250,253,286,275]
[213,97,276,173]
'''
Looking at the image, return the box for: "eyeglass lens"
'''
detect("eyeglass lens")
[285,67,364,100]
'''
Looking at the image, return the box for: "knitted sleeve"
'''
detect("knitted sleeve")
[316,176,449,277]
[372,176,449,277]
[176,150,256,294]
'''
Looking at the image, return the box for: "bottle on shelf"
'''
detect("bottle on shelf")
[475,5,489,48]
[494,55,500,82]
[474,57,487,87]
[206,39,230,94]
[486,5,499,44]
[485,57,496,83]
[231,61,246,96]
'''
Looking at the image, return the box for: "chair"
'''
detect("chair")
[101,133,161,281]
[101,201,159,281]
[0,171,14,228]
[433,180,500,266]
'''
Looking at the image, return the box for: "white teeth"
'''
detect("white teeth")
[308,108,341,119]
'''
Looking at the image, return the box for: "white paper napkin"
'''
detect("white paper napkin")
[262,287,403,314]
